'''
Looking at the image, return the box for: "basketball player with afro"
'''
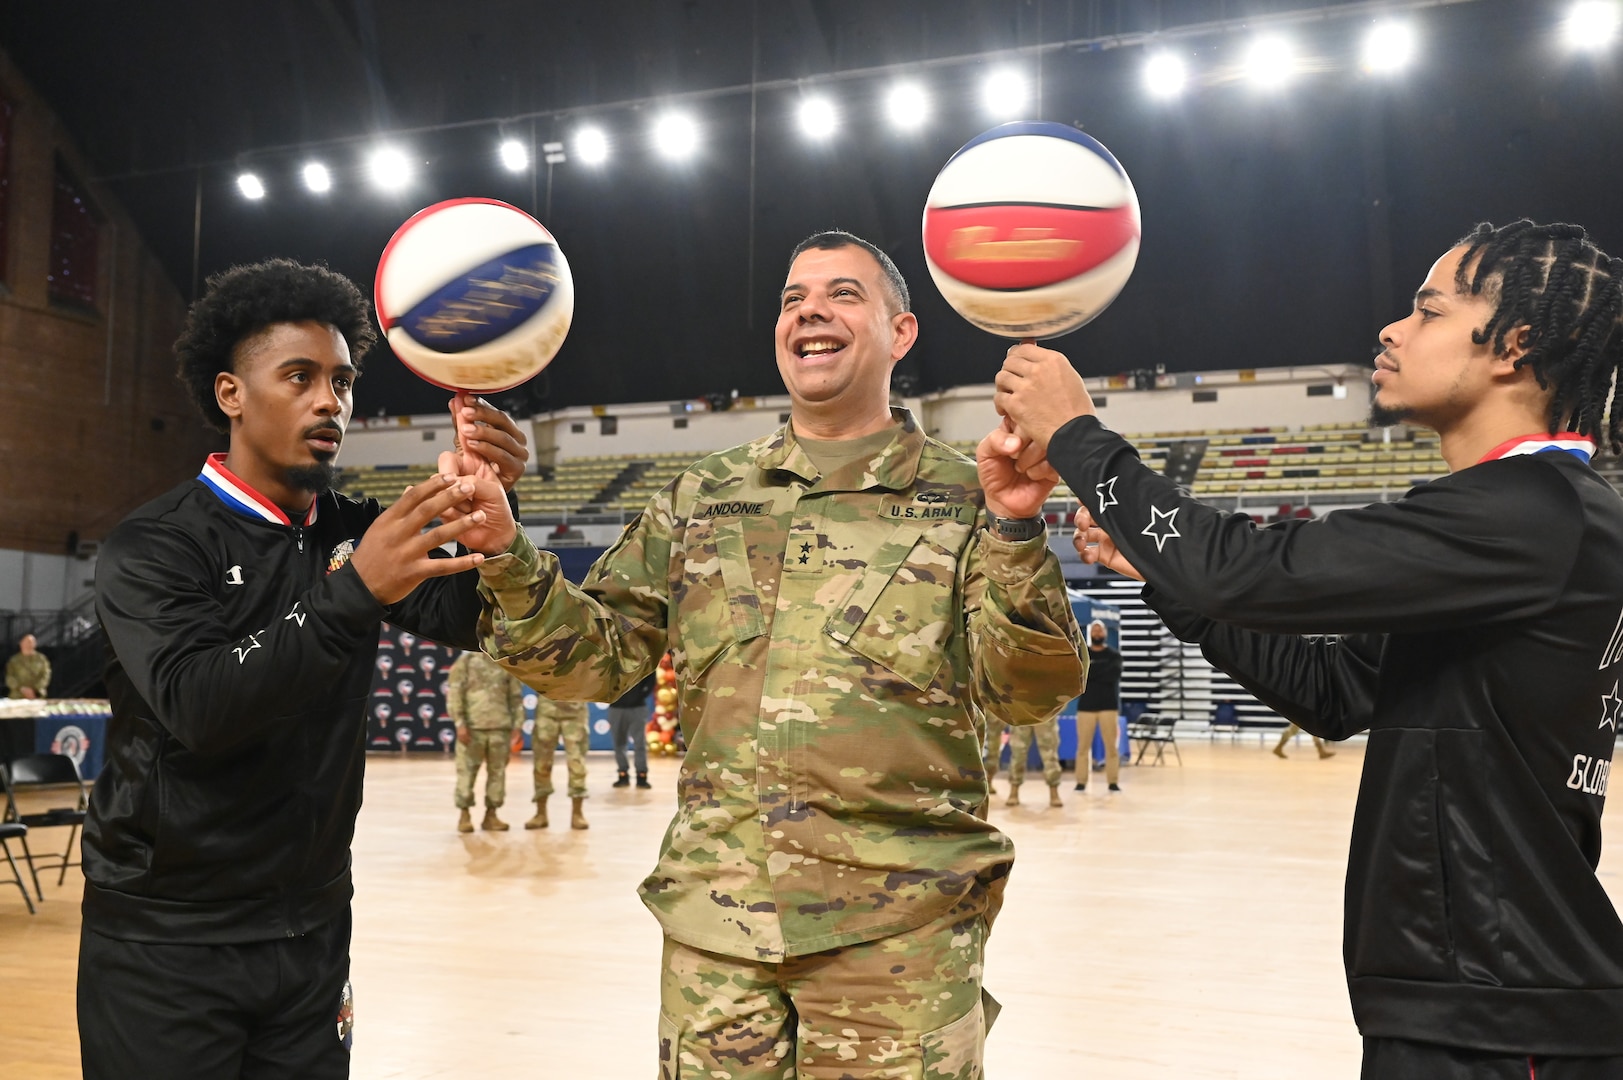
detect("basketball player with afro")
[996,220,1623,1077]
[80,258,526,1078]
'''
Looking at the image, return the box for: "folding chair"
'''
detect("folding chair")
[0,821,34,913]
[1,753,88,901]
[1128,713,1182,766]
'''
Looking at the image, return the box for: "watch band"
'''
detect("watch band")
[984,511,1045,542]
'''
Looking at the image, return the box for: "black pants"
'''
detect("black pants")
[1364,1037,1623,1080]
[78,910,352,1080]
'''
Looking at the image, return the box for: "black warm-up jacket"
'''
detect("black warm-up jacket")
[85,469,481,944]
[1049,415,1623,1056]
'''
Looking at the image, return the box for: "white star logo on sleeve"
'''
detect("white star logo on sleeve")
[1601,681,1621,732]
[1141,506,1182,552]
[232,631,264,665]
[1096,476,1119,512]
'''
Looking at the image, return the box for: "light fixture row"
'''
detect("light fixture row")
[232,3,1621,201]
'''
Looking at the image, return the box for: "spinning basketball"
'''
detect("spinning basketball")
[923,121,1140,339]
[375,197,573,391]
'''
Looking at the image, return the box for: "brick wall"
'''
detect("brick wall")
[0,48,217,555]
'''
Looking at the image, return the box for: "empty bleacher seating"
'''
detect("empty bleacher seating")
[335,421,1450,522]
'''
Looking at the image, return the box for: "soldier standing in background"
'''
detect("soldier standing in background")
[455,231,1086,1078]
[6,634,50,699]
[527,696,589,830]
[1004,716,1063,808]
[447,650,524,833]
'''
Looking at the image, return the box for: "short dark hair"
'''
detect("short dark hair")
[787,230,911,314]
[174,258,376,433]
[1454,220,1623,453]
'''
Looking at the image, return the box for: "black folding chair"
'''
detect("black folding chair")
[1128,712,1182,766]
[1,753,88,901]
[0,821,34,913]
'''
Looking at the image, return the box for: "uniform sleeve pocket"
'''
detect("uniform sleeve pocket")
[673,518,765,680]
[920,998,985,1080]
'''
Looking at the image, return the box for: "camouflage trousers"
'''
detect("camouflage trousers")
[1007,719,1061,788]
[980,723,1004,782]
[454,729,513,808]
[533,715,589,799]
[658,900,990,1080]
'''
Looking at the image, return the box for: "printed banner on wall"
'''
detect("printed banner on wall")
[366,625,461,753]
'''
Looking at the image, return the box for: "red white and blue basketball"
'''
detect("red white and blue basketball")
[374,197,573,392]
[923,122,1140,339]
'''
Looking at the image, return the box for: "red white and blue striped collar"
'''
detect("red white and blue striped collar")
[1477,432,1596,465]
[198,453,319,527]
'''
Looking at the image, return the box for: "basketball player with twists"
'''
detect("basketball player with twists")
[82,259,526,1078]
[996,220,1623,1078]
[449,231,1087,1078]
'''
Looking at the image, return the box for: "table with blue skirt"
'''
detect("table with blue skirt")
[0,698,111,781]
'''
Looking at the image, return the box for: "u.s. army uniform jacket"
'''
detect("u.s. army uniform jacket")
[445,651,524,732]
[478,409,1087,961]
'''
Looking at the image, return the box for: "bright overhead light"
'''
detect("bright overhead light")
[1245,35,1298,88]
[1143,53,1188,98]
[302,162,331,194]
[367,146,412,191]
[499,138,529,172]
[885,82,930,130]
[575,126,609,165]
[652,112,699,160]
[798,96,839,140]
[236,172,265,200]
[981,69,1029,118]
[1361,21,1417,74]
[1564,1,1621,50]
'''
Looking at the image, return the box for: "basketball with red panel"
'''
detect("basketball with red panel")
[923,121,1141,339]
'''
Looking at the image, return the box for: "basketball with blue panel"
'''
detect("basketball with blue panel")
[374,197,573,391]
[923,121,1141,339]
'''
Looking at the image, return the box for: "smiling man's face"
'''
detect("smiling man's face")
[775,244,917,435]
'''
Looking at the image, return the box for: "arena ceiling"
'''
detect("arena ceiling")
[2,0,1620,419]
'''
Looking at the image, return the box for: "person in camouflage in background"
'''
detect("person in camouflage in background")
[446,649,524,833]
[6,634,50,699]
[528,696,590,830]
[461,232,1087,1079]
[1004,717,1063,808]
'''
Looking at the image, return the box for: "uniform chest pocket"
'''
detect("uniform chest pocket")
[826,520,968,691]
[672,518,767,679]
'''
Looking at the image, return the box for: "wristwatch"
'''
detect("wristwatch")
[984,511,1045,542]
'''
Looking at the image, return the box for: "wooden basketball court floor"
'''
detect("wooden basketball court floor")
[4,737,1621,1078]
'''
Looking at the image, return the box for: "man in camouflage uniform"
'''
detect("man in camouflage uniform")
[6,634,50,699]
[472,232,1086,1078]
[528,696,590,830]
[1005,717,1063,808]
[446,649,524,832]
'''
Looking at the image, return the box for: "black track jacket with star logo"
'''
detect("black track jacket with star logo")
[86,473,481,944]
[1049,414,1623,1056]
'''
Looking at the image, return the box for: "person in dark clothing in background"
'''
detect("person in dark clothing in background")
[994,221,1623,1078]
[82,259,529,1079]
[608,671,656,788]
[1074,619,1123,793]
